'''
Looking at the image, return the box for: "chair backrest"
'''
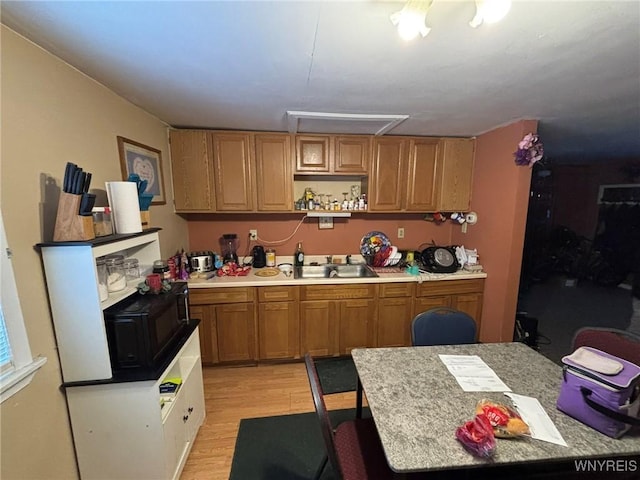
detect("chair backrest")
[304,353,343,478]
[571,327,640,366]
[411,307,477,346]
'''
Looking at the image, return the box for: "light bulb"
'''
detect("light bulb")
[469,0,511,28]
[390,0,433,41]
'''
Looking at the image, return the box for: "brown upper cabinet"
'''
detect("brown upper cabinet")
[211,132,255,211]
[169,129,474,214]
[169,130,215,212]
[295,134,369,174]
[254,133,294,212]
[437,138,475,212]
[170,130,293,213]
[368,136,474,212]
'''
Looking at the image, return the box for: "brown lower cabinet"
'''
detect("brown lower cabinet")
[190,279,484,365]
[257,286,300,360]
[377,282,415,347]
[190,288,257,365]
[413,279,485,338]
[300,284,376,356]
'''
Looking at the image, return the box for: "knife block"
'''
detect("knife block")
[53,192,95,242]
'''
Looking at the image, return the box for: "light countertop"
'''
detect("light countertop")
[187,255,486,289]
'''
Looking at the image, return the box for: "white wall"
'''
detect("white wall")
[0,26,188,479]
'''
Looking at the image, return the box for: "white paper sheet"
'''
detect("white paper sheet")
[504,392,568,447]
[439,354,512,392]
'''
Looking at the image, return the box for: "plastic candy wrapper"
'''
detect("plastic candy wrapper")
[455,413,496,458]
[216,262,251,277]
[476,399,530,438]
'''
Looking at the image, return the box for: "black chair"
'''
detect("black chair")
[304,353,395,480]
[572,327,640,365]
[411,307,477,346]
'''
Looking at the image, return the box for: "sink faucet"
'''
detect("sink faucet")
[326,255,333,264]
[346,254,352,265]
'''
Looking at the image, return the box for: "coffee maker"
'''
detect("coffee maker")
[220,234,239,264]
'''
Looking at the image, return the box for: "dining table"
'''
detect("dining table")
[351,342,640,476]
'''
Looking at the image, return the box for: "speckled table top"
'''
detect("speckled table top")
[351,343,640,473]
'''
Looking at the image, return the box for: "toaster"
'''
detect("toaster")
[188,251,215,272]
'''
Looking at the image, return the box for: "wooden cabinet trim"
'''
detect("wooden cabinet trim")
[300,284,376,301]
[258,286,299,302]
[190,287,255,305]
[415,279,485,297]
[379,282,414,298]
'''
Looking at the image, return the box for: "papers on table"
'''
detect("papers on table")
[439,354,512,392]
[505,392,568,447]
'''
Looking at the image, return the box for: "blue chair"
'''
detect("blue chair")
[411,307,477,346]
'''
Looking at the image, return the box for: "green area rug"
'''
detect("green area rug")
[313,356,358,394]
[229,408,369,480]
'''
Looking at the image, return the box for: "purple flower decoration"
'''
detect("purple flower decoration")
[514,133,544,167]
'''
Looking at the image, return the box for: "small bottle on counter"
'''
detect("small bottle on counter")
[294,242,304,267]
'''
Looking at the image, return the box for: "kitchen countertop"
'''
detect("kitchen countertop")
[187,256,486,289]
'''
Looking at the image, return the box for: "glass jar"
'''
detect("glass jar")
[105,254,127,292]
[123,258,140,281]
[96,257,109,301]
[153,259,171,281]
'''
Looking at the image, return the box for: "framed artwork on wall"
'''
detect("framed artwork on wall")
[117,136,166,205]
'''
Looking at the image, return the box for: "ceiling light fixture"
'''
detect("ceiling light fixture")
[390,0,434,41]
[469,0,512,28]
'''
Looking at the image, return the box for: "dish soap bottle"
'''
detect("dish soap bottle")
[294,242,304,267]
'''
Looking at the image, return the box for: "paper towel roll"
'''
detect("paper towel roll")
[106,181,142,234]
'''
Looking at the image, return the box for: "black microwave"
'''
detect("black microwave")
[103,282,190,373]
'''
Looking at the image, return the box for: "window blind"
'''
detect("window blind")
[0,307,13,374]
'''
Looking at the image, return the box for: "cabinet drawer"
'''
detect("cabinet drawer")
[301,284,375,301]
[258,286,299,303]
[190,287,255,305]
[415,279,484,297]
[379,282,414,298]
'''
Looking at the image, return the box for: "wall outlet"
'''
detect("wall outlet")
[249,229,258,241]
[397,227,405,239]
[318,217,334,230]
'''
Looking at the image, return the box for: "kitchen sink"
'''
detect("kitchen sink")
[294,264,378,279]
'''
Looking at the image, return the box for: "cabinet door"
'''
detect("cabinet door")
[368,137,407,211]
[452,292,483,329]
[413,295,452,316]
[300,301,338,357]
[211,132,255,211]
[438,138,475,211]
[191,305,218,365]
[169,130,215,212]
[255,134,293,211]
[377,297,413,347]
[334,135,370,174]
[337,299,376,354]
[215,303,256,362]
[258,301,300,360]
[406,137,440,211]
[295,135,331,173]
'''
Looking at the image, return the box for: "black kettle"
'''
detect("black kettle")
[252,245,266,268]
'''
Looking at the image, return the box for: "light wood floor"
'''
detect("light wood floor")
[180,362,359,480]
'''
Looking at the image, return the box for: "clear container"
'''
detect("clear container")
[153,259,171,281]
[96,257,109,301]
[105,254,127,292]
[123,258,140,281]
[92,207,113,237]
